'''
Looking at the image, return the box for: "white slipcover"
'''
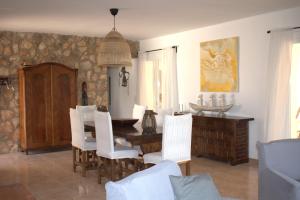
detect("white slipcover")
[76,105,97,122]
[69,108,96,151]
[105,160,181,200]
[132,104,147,125]
[144,114,192,164]
[115,104,146,154]
[106,160,237,200]
[94,111,139,159]
[155,108,173,127]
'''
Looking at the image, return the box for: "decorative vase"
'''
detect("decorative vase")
[142,110,157,134]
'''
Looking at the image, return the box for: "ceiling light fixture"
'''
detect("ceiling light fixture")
[98,8,132,67]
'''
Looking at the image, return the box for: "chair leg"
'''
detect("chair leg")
[118,159,123,179]
[133,159,138,172]
[93,150,97,168]
[185,161,191,176]
[110,159,115,181]
[82,151,87,177]
[98,157,102,184]
[72,146,77,172]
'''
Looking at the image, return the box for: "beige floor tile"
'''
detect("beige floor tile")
[0,151,257,200]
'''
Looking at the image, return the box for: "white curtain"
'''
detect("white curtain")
[137,47,179,111]
[137,53,154,108]
[290,30,300,138]
[161,47,179,110]
[264,30,294,142]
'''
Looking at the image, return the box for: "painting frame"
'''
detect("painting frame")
[200,36,239,92]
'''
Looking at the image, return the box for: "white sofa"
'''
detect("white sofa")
[106,160,180,200]
[105,160,236,200]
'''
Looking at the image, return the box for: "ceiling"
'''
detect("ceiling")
[0,0,299,40]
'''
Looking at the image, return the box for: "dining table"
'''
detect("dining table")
[84,118,163,154]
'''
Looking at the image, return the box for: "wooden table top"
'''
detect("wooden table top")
[84,119,162,146]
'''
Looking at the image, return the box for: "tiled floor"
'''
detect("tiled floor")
[0,150,258,200]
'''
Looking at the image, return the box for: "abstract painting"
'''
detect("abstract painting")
[200,37,239,92]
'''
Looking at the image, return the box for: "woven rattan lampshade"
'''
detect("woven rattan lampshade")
[98,9,132,67]
[98,30,132,67]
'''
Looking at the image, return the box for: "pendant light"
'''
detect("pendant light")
[98,8,132,67]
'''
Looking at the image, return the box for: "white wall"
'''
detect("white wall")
[139,7,300,159]
[108,59,138,118]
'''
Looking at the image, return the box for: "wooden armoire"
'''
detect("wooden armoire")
[18,63,78,154]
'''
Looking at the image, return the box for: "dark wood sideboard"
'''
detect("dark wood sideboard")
[191,114,254,165]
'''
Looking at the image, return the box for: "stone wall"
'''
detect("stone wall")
[0,31,139,154]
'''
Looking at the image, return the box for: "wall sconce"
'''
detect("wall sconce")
[119,67,130,87]
[0,76,15,92]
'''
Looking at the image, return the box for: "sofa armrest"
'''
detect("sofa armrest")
[105,182,127,200]
[260,168,300,200]
[105,160,182,200]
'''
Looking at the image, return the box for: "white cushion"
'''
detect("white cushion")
[85,137,96,143]
[82,141,97,151]
[85,132,96,142]
[115,137,132,147]
[105,160,182,200]
[97,145,139,159]
[143,152,162,164]
[115,137,143,155]
[73,140,96,151]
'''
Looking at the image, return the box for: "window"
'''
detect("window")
[140,59,164,109]
[138,47,178,111]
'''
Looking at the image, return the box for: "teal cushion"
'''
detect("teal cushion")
[169,174,222,200]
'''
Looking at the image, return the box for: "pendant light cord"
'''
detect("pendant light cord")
[114,15,116,31]
[110,8,118,31]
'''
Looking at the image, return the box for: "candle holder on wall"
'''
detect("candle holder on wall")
[119,67,130,87]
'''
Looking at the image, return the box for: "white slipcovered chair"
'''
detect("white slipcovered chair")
[143,114,193,175]
[155,108,173,127]
[76,105,97,122]
[114,104,146,153]
[76,105,97,139]
[94,111,139,183]
[69,108,97,177]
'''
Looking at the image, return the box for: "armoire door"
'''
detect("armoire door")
[25,64,52,148]
[51,64,77,146]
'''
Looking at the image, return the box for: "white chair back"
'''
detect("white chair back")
[94,111,114,156]
[155,108,173,127]
[162,114,193,162]
[76,105,97,122]
[70,108,85,149]
[132,104,146,123]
